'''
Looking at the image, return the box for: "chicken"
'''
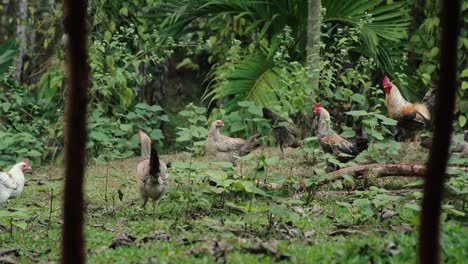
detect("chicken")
[422,86,458,128]
[206,120,261,163]
[0,161,32,203]
[383,76,431,141]
[420,136,468,157]
[422,87,436,120]
[137,129,169,214]
[262,107,303,157]
[314,103,368,171]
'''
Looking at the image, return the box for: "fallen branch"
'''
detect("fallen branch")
[320,164,467,186]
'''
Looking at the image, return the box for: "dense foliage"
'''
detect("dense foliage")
[0,0,467,262]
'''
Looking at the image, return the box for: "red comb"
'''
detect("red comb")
[314,103,322,109]
[23,160,30,166]
[383,76,391,86]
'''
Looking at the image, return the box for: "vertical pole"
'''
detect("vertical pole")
[418,1,461,263]
[61,0,89,263]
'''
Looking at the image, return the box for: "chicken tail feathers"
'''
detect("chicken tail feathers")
[248,133,261,142]
[149,143,161,177]
[138,129,152,160]
[262,107,279,122]
[351,137,369,154]
[239,133,261,154]
[413,103,431,123]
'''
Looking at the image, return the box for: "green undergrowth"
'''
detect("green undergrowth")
[0,146,467,263]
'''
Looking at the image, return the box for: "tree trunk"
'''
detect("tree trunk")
[15,0,28,84]
[306,0,321,88]
[0,1,17,43]
[301,0,321,138]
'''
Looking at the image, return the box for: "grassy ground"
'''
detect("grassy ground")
[1,145,467,263]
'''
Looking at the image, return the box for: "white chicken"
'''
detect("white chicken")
[137,129,169,214]
[206,120,261,163]
[0,161,32,203]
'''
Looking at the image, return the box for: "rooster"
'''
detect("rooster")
[262,107,303,157]
[314,104,368,170]
[383,76,431,141]
[206,120,261,164]
[137,130,169,214]
[0,161,32,203]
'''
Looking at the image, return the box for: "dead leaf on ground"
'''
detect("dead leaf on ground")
[331,222,351,229]
[291,206,306,216]
[0,256,17,264]
[0,249,19,264]
[391,224,414,234]
[0,249,19,257]
[175,236,203,246]
[24,202,43,208]
[308,205,324,217]
[281,223,299,238]
[139,231,170,243]
[109,232,137,249]
[304,230,315,239]
[241,240,291,261]
[117,218,127,226]
[385,241,400,256]
[380,209,398,220]
[329,229,369,237]
[186,240,230,262]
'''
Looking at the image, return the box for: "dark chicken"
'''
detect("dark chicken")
[314,103,368,170]
[262,107,303,157]
[420,136,467,157]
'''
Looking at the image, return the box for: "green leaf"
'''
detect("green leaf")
[135,103,150,110]
[13,221,27,230]
[150,105,163,112]
[150,129,164,140]
[346,110,369,117]
[119,7,128,16]
[459,115,467,127]
[405,203,421,212]
[105,55,114,69]
[120,124,132,132]
[336,201,352,208]
[90,131,110,141]
[461,69,468,78]
[2,102,11,112]
[28,149,42,157]
[351,94,366,105]
[462,82,468,90]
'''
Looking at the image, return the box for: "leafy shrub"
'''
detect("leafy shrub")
[175,104,209,155]
[0,71,63,167]
[88,103,168,163]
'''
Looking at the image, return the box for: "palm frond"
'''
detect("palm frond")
[323,0,411,72]
[203,53,285,111]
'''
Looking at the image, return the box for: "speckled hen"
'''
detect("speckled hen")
[137,129,169,214]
